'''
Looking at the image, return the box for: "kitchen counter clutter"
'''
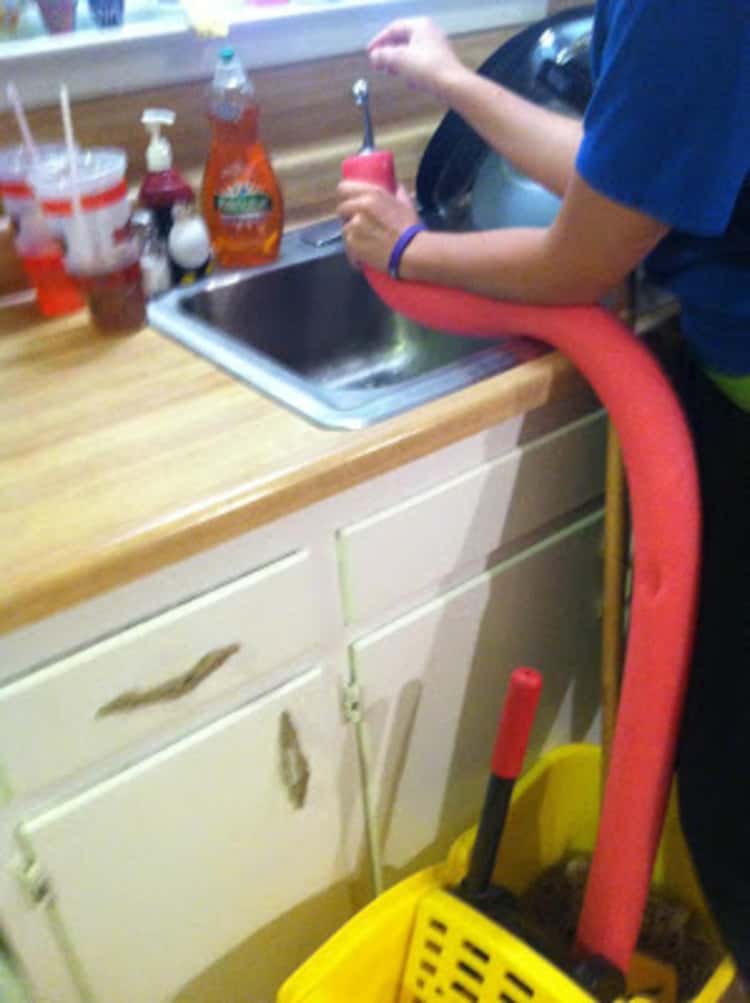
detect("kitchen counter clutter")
[0,294,590,638]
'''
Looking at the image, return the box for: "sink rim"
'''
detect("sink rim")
[148,223,546,429]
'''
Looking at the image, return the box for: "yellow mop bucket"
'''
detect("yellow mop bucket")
[278,745,734,1003]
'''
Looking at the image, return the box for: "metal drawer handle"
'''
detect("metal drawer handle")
[96,643,241,717]
[280,711,310,809]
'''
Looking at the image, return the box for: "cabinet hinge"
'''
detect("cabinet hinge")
[0,762,13,809]
[12,852,54,908]
[342,680,363,724]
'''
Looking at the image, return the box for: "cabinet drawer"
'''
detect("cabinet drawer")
[0,550,320,797]
[338,412,606,623]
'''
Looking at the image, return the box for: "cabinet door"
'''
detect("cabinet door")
[351,512,603,885]
[339,412,606,623]
[14,667,354,1003]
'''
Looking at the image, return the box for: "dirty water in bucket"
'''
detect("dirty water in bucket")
[519,855,724,1001]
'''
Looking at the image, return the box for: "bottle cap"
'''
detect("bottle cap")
[212,46,253,95]
[141,108,176,172]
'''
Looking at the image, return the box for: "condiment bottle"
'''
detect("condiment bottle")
[132,208,171,298]
[200,47,284,268]
[168,202,213,285]
[139,109,195,240]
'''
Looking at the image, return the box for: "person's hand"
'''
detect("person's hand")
[367,18,466,100]
[337,180,420,273]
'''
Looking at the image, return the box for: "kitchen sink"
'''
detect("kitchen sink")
[148,220,547,429]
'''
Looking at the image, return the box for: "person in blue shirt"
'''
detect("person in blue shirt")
[338,0,750,988]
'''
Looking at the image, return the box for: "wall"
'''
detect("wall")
[1,23,531,294]
[4,0,595,293]
[548,0,589,10]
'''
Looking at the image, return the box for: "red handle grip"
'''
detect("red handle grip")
[342,150,397,194]
[491,667,543,779]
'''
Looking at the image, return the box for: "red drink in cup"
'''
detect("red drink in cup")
[0,143,84,317]
[75,255,146,334]
[16,212,85,317]
[30,147,146,334]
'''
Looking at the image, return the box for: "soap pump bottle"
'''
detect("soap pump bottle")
[200,47,284,268]
[139,108,195,240]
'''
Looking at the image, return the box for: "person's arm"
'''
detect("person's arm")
[367,17,581,196]
[436,72,582,199]
[337,171,669,304]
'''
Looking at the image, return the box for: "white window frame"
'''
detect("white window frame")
[0,0,546,109]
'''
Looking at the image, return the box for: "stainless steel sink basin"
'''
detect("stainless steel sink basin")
[148,220,547,429]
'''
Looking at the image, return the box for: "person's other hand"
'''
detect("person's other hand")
[367,18,465,100]
[337,180,419,273]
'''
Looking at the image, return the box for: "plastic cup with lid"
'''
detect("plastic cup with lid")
[73,241,146,334]
[29,147,145,333]
[0,143,70,230]
[29,146,131,273]
[28,146,130,273]
[0,143,85,313]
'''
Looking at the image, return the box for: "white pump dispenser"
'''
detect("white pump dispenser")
[141,108,176,172]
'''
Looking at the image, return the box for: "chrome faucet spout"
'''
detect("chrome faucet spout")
[352,78,375,152]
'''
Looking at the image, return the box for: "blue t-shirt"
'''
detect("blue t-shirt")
[576,0,750,376]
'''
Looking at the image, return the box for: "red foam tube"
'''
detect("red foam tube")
[491,667,543,780]
[361,267,701,975]
[339,148,700,967]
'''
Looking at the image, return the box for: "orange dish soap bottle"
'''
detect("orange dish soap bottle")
[201,47,284,268]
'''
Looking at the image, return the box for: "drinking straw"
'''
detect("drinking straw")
[6,82,41,168]
[59,83,95,270]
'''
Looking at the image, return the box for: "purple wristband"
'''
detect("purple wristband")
[387,222,426,279]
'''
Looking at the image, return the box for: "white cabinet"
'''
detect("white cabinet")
[10,667,354,1003]
[0,395,606,1002]
[0,534,351,1003]
[339,412,606,623]
[0,550,323,800]
[351,512,603,886]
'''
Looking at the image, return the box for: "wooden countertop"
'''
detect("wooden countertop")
[1,295,588,636]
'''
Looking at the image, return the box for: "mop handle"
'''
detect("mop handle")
[463,667,543,897]
[491,666,544,779]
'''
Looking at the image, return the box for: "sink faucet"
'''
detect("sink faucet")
[352,78,375,153]
[300,78,380,249]
[345,78,397,193]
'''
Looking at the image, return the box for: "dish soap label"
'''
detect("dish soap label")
[214,178,273,223]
